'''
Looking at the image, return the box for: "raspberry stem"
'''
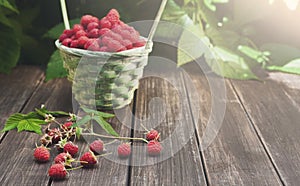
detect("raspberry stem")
[81,133,148,143]
[66,165,83,171]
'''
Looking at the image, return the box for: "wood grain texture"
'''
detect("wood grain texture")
[0,78,72,186]
[0,66,44,139]
[183,62,282,185]
[129,67,207,185]
[230,73,300,185]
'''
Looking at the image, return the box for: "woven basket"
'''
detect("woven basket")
[55,39,152,110]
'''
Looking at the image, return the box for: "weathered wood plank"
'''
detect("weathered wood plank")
[0,78,72,186]
[129,65,207,185]
[230,72,300,185]
[0,66,44,139]
[183,62,282,185]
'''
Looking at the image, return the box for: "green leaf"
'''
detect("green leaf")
[267,59,300,75]
[45,50,67,81]
[81,107,115,119]
[93,116,119,137]
[0,0,19,13]
[260,43,300,66]
[178,24,207,66]
[43,18,80,39]
[0,9,13,27]
[35,107,69,117]
[238,45,270,64]
[0,26,20,73]
[17,119,45,134]
[1,113,24,132]
[205,47,258,79]
[73,115,92,127]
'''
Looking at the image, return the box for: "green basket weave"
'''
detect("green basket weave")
[55,40,152,110]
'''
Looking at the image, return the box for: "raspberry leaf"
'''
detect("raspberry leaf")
[72,115,92,127]
[17,119,45,134]
[35,107,69,118]
[81,107,115,119]
[0,0,19,14]
[1,113,24,132]
[93,116,119,137]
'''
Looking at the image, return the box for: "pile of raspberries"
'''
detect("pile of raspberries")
[34,119,162,180]
[59,9,146,52]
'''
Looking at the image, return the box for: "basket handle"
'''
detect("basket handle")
[145,0,168,50]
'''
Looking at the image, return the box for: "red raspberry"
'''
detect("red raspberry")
[89,139,104,154]
[99,17,112,29]
[111,25,123,34]
[87,41,101,51]
[70,40,79,48]
[54,152,74,167]
[120,30,139,43]
[62,38,72,47]
[75,30,87,39]
[34,145,50,162]
[133,38,146,47]
[48,128,62,144]
[80,151,98,168]
[101,36,111,46]
[87,28,100,38]
[63,142,78,156]
[146,129,160,141]
[106,9,120,25]
[87,22,99,31]
[62,121,73,130]
[80,15,94,28]
[99,28,110,36]
[78,36,89,48]
[63,29,74,37]
[147,140,162,156]
[107,39,126,52]
[84,39,97,49]
[109,32,123,43]
[99,46,108,52]
[121,39,133,50]
[59,34,68,42]
[72,24,84,32]
[90,16,99,23]
[117,143,131,158]
[48,164,67,180]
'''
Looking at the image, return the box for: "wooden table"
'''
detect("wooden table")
[0,62,299,185]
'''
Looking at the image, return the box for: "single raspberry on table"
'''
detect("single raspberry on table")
[80,151,98,168]
[147,140,162,156]
[89,139,104,154]
[146,129,160,141]
[48,164,67,180]
[63,141,79,156]
[34,145,50,162]
[117,143,131,158]
[54,152,74,167]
